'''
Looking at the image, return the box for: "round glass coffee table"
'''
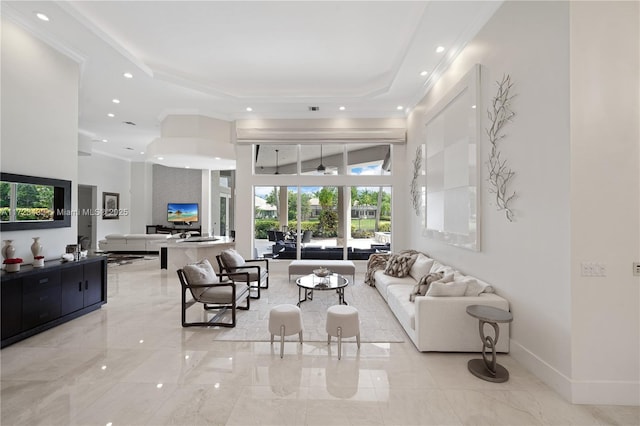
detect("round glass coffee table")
[296,274,349,306]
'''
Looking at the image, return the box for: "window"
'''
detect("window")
[250,143,394,260]
[0,173,71,230]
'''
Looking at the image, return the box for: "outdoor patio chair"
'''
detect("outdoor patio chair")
[216,248,269,299]
[301,230,313,247]
[177,259,250,328]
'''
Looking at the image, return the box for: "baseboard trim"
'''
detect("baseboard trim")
[510,339,640,406]
[510,339,573,401]
[572,380,640,406]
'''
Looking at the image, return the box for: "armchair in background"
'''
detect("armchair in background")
[217,249,269,299]
[177,259,250,328]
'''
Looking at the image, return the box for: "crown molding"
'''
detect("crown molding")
[2,2,86,65]
[56,1,154,78]
[409,0,503,108]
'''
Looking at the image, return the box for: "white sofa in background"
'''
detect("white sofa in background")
[98,234,170,252]
[370,253,510,353]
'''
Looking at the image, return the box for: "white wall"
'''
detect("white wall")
[406,1,639,405]
[569,1,639,405]
[1,18,79,260]
[130,161,154,233]
[78,153,132,242]
[151,164,203,226]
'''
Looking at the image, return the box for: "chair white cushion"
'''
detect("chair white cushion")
[199,282,248,304]
[182,259,219,298]
[221,249,245,269]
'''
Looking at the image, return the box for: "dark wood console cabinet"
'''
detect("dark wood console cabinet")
[1,256,107,348]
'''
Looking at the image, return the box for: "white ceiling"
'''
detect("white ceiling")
[3,1,501,162]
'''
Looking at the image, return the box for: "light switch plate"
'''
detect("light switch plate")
[634,262,640,277]
[581,262,607,277]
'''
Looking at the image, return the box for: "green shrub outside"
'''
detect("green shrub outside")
[254,219,279,239]
[254,218,389,239]
[1,207,53,221]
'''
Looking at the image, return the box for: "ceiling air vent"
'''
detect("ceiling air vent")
[125,147,134,150]
[123,121,136,126]
[308,106,320,111]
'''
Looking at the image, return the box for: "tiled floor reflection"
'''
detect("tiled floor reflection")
[1,258,638,425]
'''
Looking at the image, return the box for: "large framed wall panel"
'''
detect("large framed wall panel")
[424,64,481,251]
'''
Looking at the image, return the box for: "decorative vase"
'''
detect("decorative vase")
[2,240,15,261]
[31,237,43,258]
[5,263,20,273]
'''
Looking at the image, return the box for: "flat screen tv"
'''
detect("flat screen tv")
[167,203,199,223]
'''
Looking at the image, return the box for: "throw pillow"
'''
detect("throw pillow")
[384,252,418,278]
[409,254,434,281]
[463,278,494,296]
[409,271,444,302]
[182,259,219,298]
[437,273,455,284]
[426,280,468,297]
[221,249,245,270]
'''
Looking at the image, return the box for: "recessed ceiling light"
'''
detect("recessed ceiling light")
[246,107,253,112]
[471,105,477,109]
[185,166,190,169]
[140,151,145,155]
[215,157,221,160]
[396,105,404,110]
[107,113,115,118]
[101,139,108,143]
[420,70,428,76]
[35,12,49,22]
[436,46,445,53]
[123,72,133,79]
[112,99,120,104]
[157,157,164,160]
[339,106,346,111]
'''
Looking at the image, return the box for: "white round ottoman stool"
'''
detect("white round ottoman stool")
[269,304,304,358]
[326,305,360,360]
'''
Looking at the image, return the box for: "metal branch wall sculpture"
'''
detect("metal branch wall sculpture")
[486,74,516,222]
[410,145,422,216]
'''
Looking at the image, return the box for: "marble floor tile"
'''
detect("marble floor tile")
[1,258,637,426]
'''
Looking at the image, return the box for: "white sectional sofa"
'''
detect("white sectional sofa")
[98,234,170,253]
[368,252,510,352]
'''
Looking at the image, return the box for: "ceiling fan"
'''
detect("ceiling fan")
[316,145,337,174]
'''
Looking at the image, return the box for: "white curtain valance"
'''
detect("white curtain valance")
[235,127,406,144]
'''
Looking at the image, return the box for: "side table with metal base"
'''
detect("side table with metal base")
[466,304,513,383]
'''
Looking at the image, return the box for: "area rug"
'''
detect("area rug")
[196,274,407,343]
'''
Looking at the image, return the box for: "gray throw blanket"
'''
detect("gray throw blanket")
[364,249,428,286]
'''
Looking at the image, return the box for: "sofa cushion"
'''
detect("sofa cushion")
[386,284,416,331]
[182,259,219,298]
[426,280,468,297]
[452,271,494,296]
[373,270,416,302]
[409,272,444,302]
[384,252,417,277]
[409,254,434,281]
[430,261,455,276]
